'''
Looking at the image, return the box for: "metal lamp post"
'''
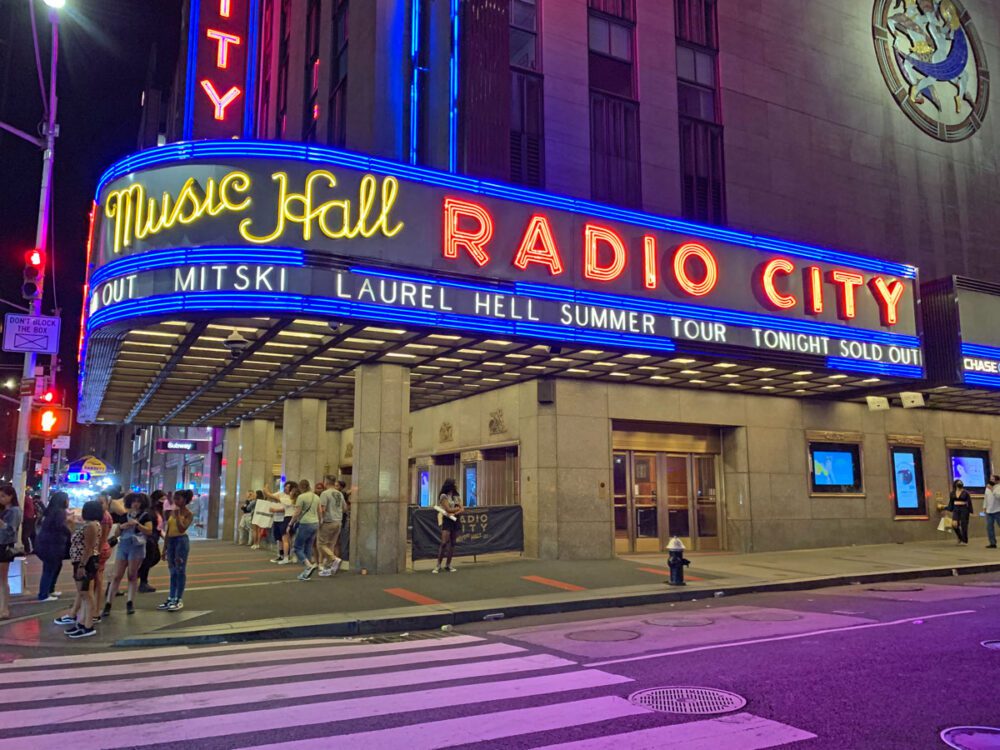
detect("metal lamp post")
[4,0,62,501]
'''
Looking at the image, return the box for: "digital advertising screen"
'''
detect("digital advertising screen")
[950,450,990,494]
[890,446,925,515]
[810,442,863,494]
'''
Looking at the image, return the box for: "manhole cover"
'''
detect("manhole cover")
[981,640,1000,651]
[566,629,641,642]
[940,726,1000,749]
[629,686,746,715]
[868,584,924,592]
[645,616,714,628]
[732,611,802,622]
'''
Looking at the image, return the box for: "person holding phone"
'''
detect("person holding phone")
[948,479,972,545]
[158,489,193,612]
[103,493,153,616]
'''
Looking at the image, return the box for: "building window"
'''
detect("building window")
[303,0,321,142]
[675,0,725,223]
[890,445,927,517]
[256,0,274,138]
[328,0,349,147]
[589,2,639,207]
[510,0,543,187]
[675,0,717,47]
[809,441,864,496]
[276,0,291,138]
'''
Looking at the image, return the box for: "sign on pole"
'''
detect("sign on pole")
[53,435,70,450]
[2,313,60,354]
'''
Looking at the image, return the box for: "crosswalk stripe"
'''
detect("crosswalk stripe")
[4,634,488,685]
[8,642,526,701]
[238,695,651,750]
[0,670,632,749]
[4,633,481,671]
[529,712,817,750]
[0,653,576,728]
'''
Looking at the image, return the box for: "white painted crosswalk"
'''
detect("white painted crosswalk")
[0,633,818,749]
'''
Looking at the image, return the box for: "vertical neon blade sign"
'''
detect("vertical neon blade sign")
[185,0,255,139]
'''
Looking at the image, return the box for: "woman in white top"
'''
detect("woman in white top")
[433,478,463,574]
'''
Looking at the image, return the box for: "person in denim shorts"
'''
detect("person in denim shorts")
[103,493,153,617]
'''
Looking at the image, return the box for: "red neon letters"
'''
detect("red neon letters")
[869,277,905,326]
[443,197,493,267]
[192,0,247,136]
[829,270,865,320]
[513,216,565,275]
[584,224,627,282]
[437,199,907,327]
[760,258,797,310]
[672,243,719,297]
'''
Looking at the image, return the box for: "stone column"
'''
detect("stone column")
[326,430,343,481]
[222,426,241,541]
[351,363,410,574]
[281,398,328,485]
[236,419,276,500]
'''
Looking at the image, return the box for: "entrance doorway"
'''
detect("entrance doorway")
[611,423,723,554]
[613,452,720,553]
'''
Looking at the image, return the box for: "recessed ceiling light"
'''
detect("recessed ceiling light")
[862,378,882,383]
[690,379,708,384]
[670,358,697,364]
[680,370,701,376]
[638,366,659,372]
[720,374,740,379]
[753,367,776,373]
[567,368,590,374]
[726,383,743,387]
[651,375,672,381]
[793,371,813,376]
[825,384,842,389]
[713,362,738,369]
[762,386,776,390]
[623,353,650,360]
[793,381,810,386]
[757,377,775,383]
[828,374,849,380]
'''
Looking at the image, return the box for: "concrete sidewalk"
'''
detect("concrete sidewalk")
[3,537,998,649]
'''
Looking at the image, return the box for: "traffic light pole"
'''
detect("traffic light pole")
[11,8,59,502]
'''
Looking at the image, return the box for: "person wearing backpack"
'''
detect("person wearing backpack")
[137,491,164,594]
[103,493,154,616]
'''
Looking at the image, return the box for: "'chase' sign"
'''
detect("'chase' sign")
[84,141,923,379]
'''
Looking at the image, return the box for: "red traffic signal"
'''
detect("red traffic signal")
[22,248,46,300]
[30,406,72,438]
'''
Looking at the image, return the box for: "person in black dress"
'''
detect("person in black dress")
[948,479,973,545]
[433,478,463,574]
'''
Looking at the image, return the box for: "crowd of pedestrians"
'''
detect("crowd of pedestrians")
[241,476,350,581]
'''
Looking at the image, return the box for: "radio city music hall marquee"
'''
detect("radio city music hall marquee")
[83,142,923,379]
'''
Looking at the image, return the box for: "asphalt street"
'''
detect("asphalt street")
[1,570,997,749]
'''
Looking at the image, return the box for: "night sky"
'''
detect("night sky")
[0,0,181,467]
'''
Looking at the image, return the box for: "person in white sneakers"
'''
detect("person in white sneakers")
[63,500,103,638]
[157,489,193,612]
[433,478,463,574]
[317,481,345,576]
[290,480,321,581]
[263,481,296,564]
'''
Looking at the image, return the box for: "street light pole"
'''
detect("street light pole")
[11,4,59,502]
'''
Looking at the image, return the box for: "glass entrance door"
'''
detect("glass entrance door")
[612,450,720,553]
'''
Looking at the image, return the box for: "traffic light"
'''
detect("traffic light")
[22,248,45,300]
[35,387,60,405]
[30,405,72,438]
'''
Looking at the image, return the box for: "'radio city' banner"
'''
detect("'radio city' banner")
[84,141,923,377]
[409,506,524,560]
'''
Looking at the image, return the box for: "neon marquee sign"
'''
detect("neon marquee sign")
[83,141,925,389]
[184,0,258,139]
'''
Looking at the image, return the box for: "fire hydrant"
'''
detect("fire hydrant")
[666,536,690,586]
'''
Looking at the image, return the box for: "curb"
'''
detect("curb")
[113,560,1000,647]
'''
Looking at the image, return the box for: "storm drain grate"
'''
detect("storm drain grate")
[566,629,641,642]
[940,725,1000,749]
[868,584,924,592]
[981,640,1000,651]
[628,686,747,715]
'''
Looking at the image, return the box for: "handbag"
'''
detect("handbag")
[937,517,952,532]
